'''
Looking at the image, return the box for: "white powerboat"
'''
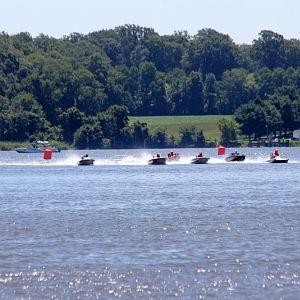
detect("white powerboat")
[78,157,95,165]
[267,155,288,163]
[167,152,180,162]
[16,141,60,153]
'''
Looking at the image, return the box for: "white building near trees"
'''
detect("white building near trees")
[293,129,300,140]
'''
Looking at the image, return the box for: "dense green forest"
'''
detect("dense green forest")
[1,25,300,148]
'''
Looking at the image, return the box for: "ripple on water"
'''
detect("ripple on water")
[0,265,300,298]
[0,149,300,298]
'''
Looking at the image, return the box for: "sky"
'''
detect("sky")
[0,0,299,44]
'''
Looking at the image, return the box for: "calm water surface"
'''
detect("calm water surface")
[0,148,300,299]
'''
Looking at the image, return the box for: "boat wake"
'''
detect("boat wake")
[93,153,150,165]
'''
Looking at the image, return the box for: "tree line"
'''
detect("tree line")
[1,25,300,148]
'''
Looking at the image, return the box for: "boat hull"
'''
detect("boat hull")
[167,156,180,162]
[78,158,95,165]
[16,147,61,153]
[16,148,43,153]
[48,147,61,153]
[191,157,210,164]
[148,158,167,165]
[225,155,246,162]
[267,157,289,163]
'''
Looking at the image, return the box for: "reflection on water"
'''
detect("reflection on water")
[0,148,299,298]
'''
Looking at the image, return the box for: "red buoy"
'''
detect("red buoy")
[44,148,53,160]
[217,146,225,155]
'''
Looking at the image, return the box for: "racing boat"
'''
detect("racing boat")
[225,152,246,162]
[16,141,61,153]
[148,154,166,165]
[167,151,180,162]
[78,157,95,165]
[191,157,210,164]
[148,157,167,165]
[267,155,288,163]
[191,151,209,164]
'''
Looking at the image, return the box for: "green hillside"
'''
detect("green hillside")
[129,115,232,140]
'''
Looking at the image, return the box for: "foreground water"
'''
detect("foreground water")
[0,147,300,298]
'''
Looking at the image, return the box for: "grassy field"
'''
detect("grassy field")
[129,115,232,141]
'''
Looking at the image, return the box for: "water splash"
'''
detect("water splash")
[95,152,151,165]
[50,154,80,166]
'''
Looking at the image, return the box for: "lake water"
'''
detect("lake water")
[0,147,300,299]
